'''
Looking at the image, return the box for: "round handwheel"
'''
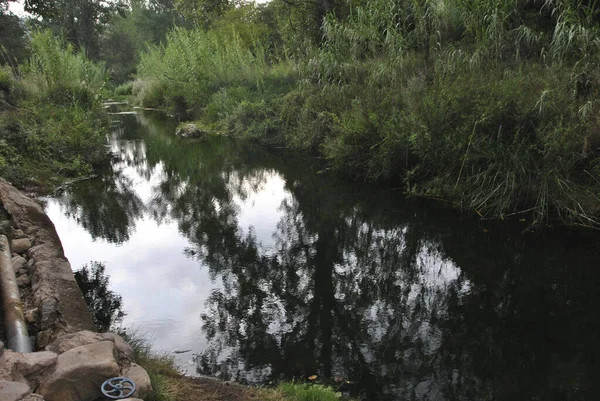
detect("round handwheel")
[101,377,136,399]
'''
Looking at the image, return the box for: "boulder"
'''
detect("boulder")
[46,331,105,355]
[0,350,57,388]
[175,123,205,138]
[0,380,30,401]
[122,364,152,400]
[100,333,135,361]
[11,238,32,254]
[0,350,21,381]
[37,341,120,401]
[18,352,57,377]
[12,255,27,272]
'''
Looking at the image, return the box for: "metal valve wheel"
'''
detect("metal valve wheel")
[101,377,136,399]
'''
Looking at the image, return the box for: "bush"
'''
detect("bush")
[0,31,109,190]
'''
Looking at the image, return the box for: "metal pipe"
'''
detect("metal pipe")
[0,235,31,353]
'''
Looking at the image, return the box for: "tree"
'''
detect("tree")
[0,7,29,66]
[25,0,125,60]
[100,0,178,83]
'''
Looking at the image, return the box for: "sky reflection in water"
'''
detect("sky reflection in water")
[44,111,600,401]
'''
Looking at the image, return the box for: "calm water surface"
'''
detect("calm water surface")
[44,110,600,401]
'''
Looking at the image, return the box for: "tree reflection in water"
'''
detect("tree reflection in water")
[56,111,600,401]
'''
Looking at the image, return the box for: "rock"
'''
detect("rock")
[0,380,30,401]
[18,268,27,275]
[0,220,11,235]
[26,258,34,271]
[175,123,205,138]
[17,275,31,287]
[20,394,45,401]
[46,331,105,355]
[122,363,152,400]
[37,341,120,401]
[36,331,52,349]
[39,299,58,330]
[12,256,27,272]
[24,226,39,235]
[0,350,57,389]
[100,333,135,362]
[0,341,4,359]
[11,238,31,254]
[26,245,59,262]
[13,229,27,239]
[0,349,19,380]
[24,309,38,324]
[18,352,57,377]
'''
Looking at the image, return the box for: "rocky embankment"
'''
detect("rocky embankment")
[0,178,153,401]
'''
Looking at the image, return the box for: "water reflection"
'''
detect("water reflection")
[48,111,600,401]
[75,261,126,332]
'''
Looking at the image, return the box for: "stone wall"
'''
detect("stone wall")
[0,178,94,346]
[0,179,152,401]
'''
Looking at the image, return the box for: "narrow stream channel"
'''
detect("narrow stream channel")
[44,109,600,400]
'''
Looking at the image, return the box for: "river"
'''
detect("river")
[43,109,600,401]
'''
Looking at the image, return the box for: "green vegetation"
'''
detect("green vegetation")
[0,31,108,190]
[277,382,343,401]
[120,329,346,401]
[133,0,600,227]
[1,0,599,221]
[120,331,180,401]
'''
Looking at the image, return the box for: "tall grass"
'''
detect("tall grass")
[136,26,270,111]
[135,0,600,227]
[0,30,109,190]
[22,31,106,106]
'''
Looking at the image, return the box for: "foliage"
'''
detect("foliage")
[26,0,125,60]
[100,0,178,83]
[0,31,109,190]
[118,329,179,401]
[22,30,106,103]
[277,383,341,401]
[0,11,29,67]
[137,20,271,112]
[134,0,600,227]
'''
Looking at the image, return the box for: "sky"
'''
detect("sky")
[8,1,26,16]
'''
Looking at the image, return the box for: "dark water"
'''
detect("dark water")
[45,110,600,401]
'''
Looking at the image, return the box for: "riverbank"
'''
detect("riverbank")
[0,33,110,195]
[0,177,345,401]
[133,0,600,229]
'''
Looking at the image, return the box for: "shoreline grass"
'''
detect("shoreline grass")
[133,0,600,229]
